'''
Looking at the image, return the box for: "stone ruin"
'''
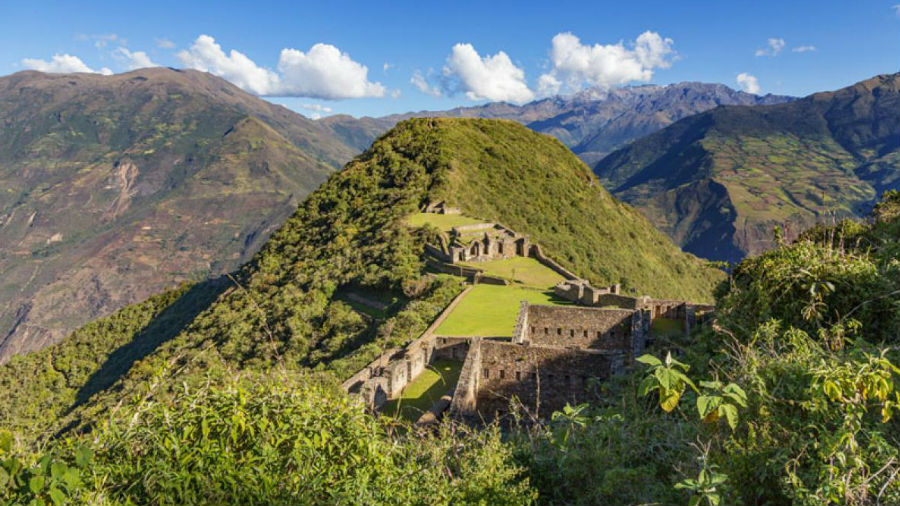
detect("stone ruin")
[447,302,649,420]
[344,300,652,423]
[554,279,716,334]
[342,211,714,424]
[426,222,530,264]
[424,201,461,215]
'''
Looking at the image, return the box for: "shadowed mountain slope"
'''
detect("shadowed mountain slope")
[594,73,900,262]
[0,68,355,362]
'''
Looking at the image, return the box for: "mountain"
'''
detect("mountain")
[0,118,724,440]
[0,68,358,362]
[594,73,900,262]
[320,82,794,164]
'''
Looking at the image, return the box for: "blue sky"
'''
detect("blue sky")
[2,0,898,118]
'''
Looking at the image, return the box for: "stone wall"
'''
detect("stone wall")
[528,244,580,280]
[425,257,482,280]
[448,337,482,418]
[475,340,622,418]
[595,292,641,309]
[520,304,641,353]
[343,286,473,410]
[642,298,687,319]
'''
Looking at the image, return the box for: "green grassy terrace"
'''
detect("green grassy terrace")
[381,359,463,421]
[460,256,565,289]
[435,285,570,337]
[405,212,486,232]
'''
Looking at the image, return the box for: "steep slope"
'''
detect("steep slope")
[0,118,723,441]
[320,82,794,164]
[595,73,900,262]
[0,68,356,362]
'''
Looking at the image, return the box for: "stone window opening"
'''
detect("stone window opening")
[499,370,505,379]
[583,329,588,337]
[544,327,549,335]
[565,375,571,385]
[483,369,490,379]
[597,331,602,340]
[557,328,562,335]
[515,371,521,381]
[569,329,575,337]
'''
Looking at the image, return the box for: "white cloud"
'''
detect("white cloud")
[155,38,176,49]
[276,43,386,99]
[177,35,280,95]
[176,35,385,99]
[22,54,113,75]
[536,74,562,97]
[736,72,760,94]
[894,4,900,18]
[792,45,816,53]
[76,33,123,49]
[383,62,393,72]
[441,43,534,103]
[298,103,333,120]
[411,69,442,97]
[755,37,785,57]
[537,31,675,96]
[114,48,159,70]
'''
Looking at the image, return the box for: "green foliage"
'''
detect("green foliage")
[637,352,697,412]
[718,203,900,346]
[0,281,224,442]
[4,374,535,506]
[0,431,91,506]
[521,193,900,506]
[675,454,729,506]
[696,381,747,431]
[512,381,697,506]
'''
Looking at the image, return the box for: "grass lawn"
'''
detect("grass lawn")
[382,359,463,421]
[435,284,570,336]
[405,212,485,232]
[460,256,565,289]
[651,317,684,338]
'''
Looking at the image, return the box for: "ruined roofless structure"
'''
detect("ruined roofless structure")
[343,300,652,422]
[425,222,530,264]
[342,203,712,423]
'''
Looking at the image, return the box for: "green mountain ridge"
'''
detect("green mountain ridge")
[594,73,900,262]
[0,68,356,362]
[0,117,723,442]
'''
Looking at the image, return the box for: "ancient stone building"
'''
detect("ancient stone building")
[424,222,530,264]
[513,303,649,361]
[345,217,714,424]
[452,338,623,419]
[553,278,716,334]
[448,303,649,421]
[424,201,461,215]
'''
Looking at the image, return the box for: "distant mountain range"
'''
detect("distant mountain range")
[320,82,794,165]
[595,73,900,262]
[0,68,353,361]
